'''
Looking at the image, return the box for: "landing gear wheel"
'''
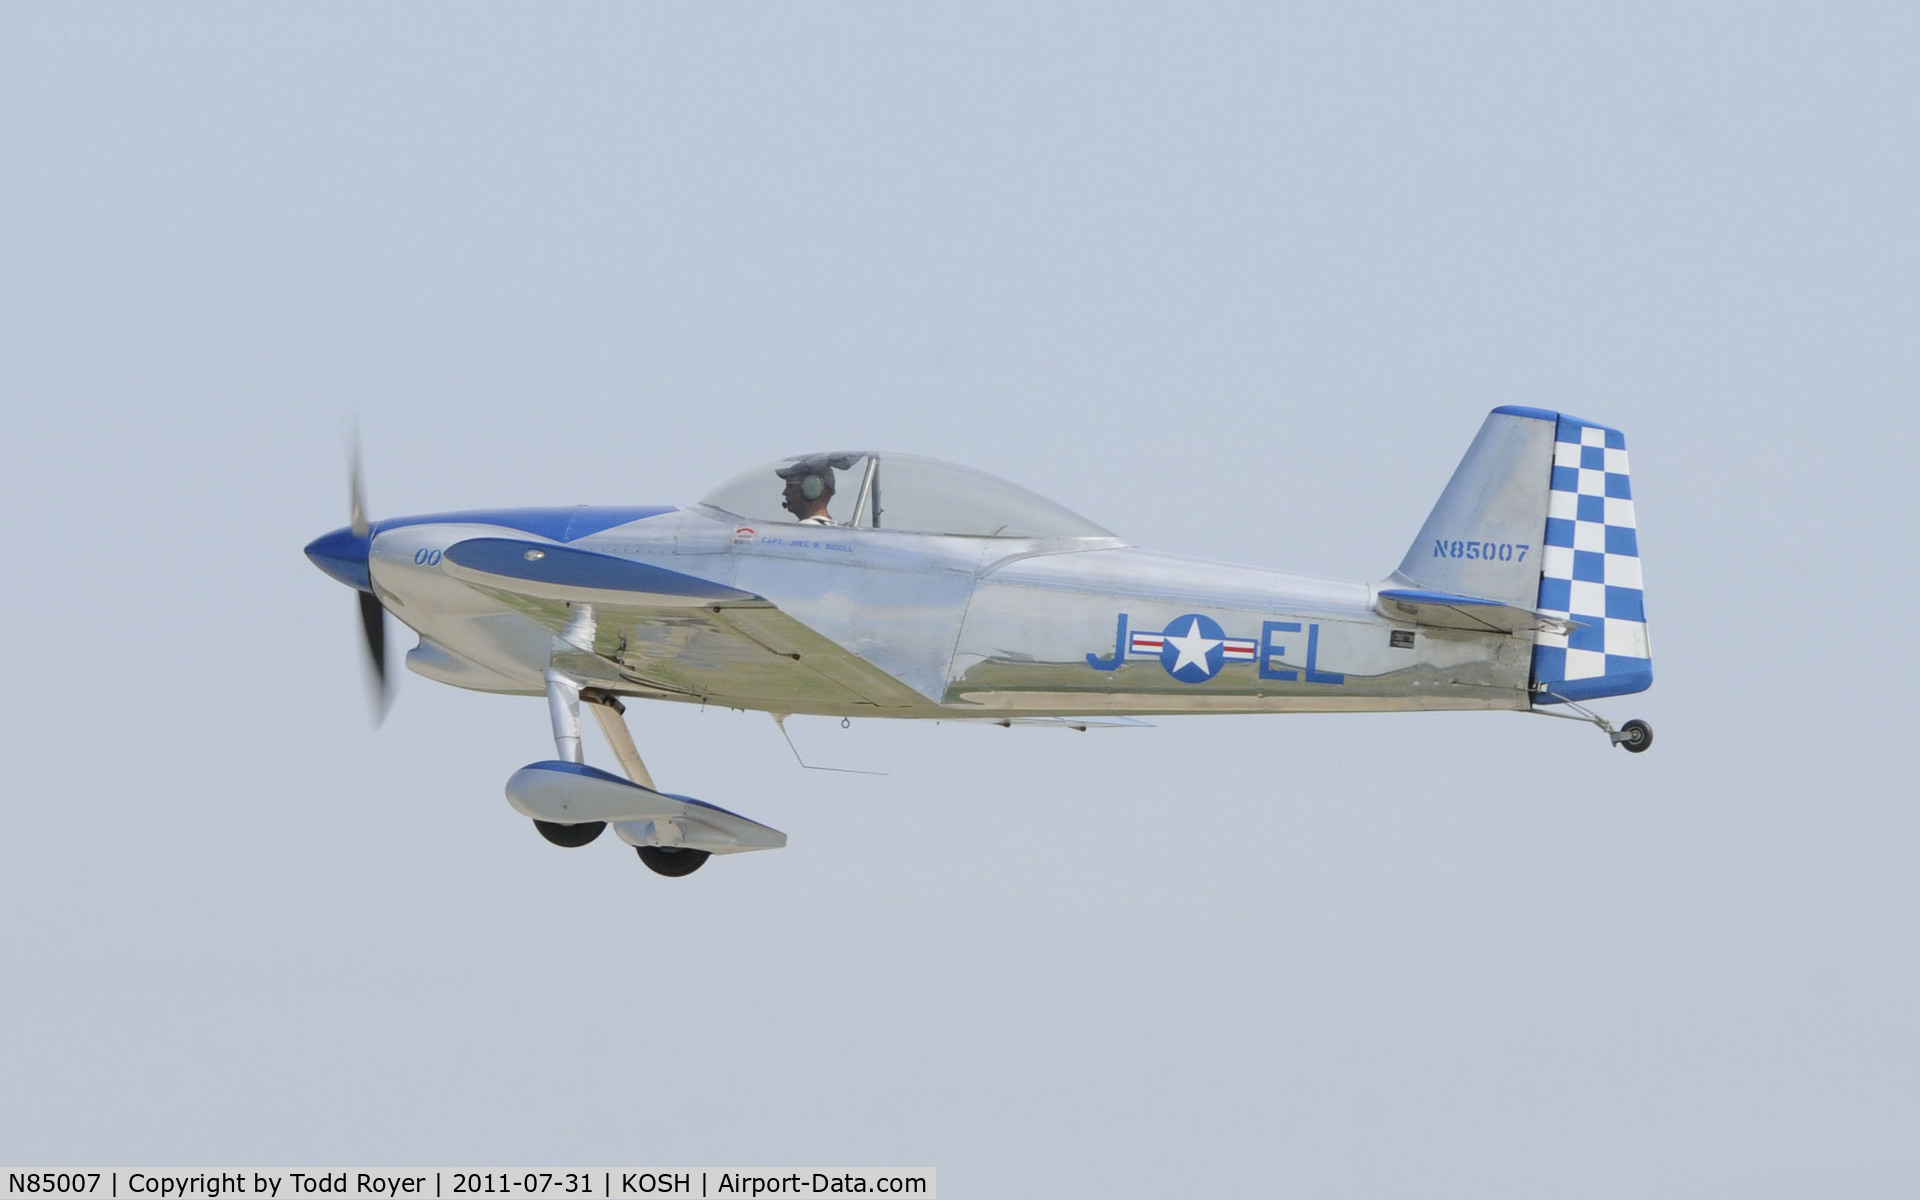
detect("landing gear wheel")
[637,846,710,877]
[535,819,605,848]
[1617,719,1653,754]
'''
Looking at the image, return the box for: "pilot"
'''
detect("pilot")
[777,461,837,525]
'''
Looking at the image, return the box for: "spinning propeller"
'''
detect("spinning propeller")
[340,444,392,722]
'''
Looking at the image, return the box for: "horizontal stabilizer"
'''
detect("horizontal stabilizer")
[505,761,786,854]
[1376,588,1562,635]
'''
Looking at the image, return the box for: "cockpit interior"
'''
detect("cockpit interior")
[698,452,1112,539]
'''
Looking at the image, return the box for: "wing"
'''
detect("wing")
[972,716,1156,730]
[440,537,932,711]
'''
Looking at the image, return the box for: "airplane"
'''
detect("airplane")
[306,406,1653,877]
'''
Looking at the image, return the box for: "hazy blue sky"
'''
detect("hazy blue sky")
[2,5,1915,1195]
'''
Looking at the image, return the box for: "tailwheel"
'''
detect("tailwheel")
[638,846,710,877]
[1615,719,1653,754]
[535,819,605,848]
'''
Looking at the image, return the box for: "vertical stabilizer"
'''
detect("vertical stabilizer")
[1393,406,1653,704]
[1393,406,1559,607]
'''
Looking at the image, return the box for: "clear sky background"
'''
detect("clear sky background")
[2,4,1915,1195]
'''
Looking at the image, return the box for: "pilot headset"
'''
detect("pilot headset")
[779,458,841,502]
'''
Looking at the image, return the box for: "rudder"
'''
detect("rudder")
[1529,413,1652,702]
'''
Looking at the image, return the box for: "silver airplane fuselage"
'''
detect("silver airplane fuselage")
[368,506,1528,720]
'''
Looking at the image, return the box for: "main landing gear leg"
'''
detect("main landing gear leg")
[1530,689,1654,754]
[544,668,583,764]
[579,688,656,789]
[533,669,605,847]
[578,687,709,877]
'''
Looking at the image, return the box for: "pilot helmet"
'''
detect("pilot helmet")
[776,454,857,501]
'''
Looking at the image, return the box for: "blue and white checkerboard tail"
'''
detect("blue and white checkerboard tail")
[1530,413,1653,703]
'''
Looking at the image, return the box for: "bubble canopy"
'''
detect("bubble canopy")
[697,452,1113,538]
